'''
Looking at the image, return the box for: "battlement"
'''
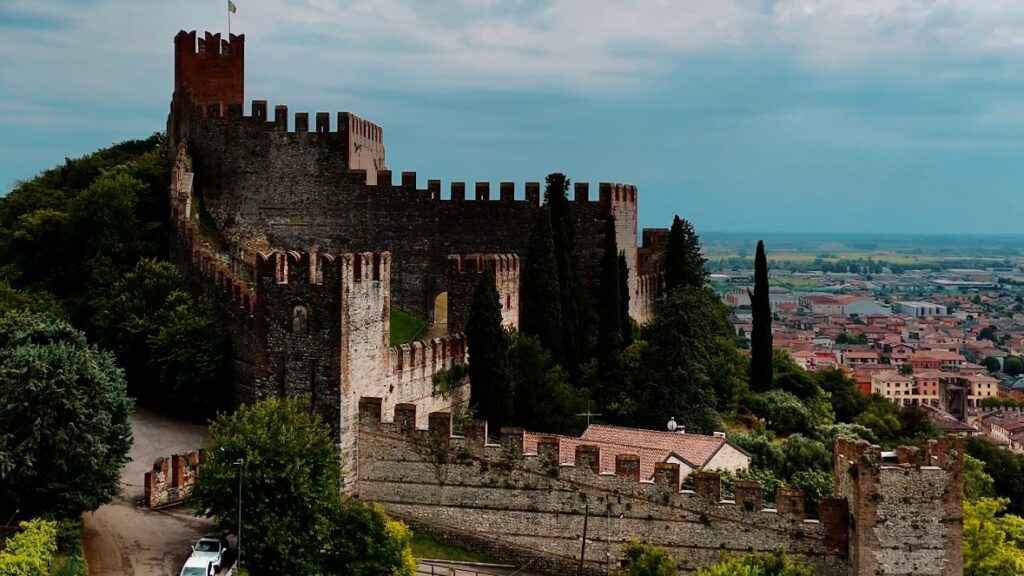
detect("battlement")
[389,334,467,381]
[173,31,243,119]
[174,30,244,56]
[143,449,203,509]
[834,437,963,473]
[446,253,520,276]
[255,250,390,285]
[636,272,663,296]
[446,253,521,332]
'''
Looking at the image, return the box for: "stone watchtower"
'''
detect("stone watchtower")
[833,438,964,576]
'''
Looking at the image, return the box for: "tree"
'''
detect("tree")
[465,269,511,434]
[965,454,996,502]
[815,369,870,423]
[597,218,622,364]
[0,518,58,576]
[663,215,707,293]
[751,390,812,435]
[695,551,814,576]
[729,432,785,476]
[520,207,563,360]
[508,334,582,434]
[0,311,133,518]
[190,397,415,576]
[966,437,1024,516]
[618,251,633,348]
[791,470,833,516]
[545,172,590,380]
[621,541,677,576]
[1004,356,1024,377]
[984,357,1002,374]
[899,362,914,376]
[749,241,772,391]
[964,498,1024,576]
[780,434,831,478]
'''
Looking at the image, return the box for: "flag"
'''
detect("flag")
[228,0,237,13]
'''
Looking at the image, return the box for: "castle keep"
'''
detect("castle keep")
[167,30,663,467]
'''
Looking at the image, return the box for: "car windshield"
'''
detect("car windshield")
[195,540,219,552]
[182,568,207,576]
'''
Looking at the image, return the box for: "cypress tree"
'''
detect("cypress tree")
[597,218,622,361]
[663,215,708,293]
[544,172,589,380]
[618,251,632,348]
[750,240,773,392]
[465,269,511,434]
[521,208,563,361]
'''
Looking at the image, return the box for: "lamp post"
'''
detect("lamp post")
[233,458,245,568]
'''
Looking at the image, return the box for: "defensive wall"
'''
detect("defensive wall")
[446,254,521,334]
[356,401,964,576]
[168,30,662,324]
[143,450,203,509]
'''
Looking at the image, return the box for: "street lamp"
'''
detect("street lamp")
[233,458,245,568]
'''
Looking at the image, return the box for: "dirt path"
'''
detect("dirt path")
[83,408,213,576]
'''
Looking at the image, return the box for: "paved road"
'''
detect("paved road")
[83,408,213,576]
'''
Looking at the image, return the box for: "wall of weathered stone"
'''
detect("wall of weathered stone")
[833,439,964,576]
[356,401,850,576]
[144,450,203,509]
[446,254,520,334]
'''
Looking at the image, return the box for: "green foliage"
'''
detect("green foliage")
[621,541,677,576]
[964,454,996,502]
[983,356,1002,374]
[695,551,814,576]
[966,437,1024,515]
[720,467,782,507]
[728,432,784,476]
[408,532,499,564]
[0,282,63,319]
[431,364,468,401]
[322,503,417,576]
[190,397,415,576]
[818,422,879,445]
[0,312,133,518]
[597,218,623,363]
[780,434,831,478]
[92,260,228,417]
[981,397,1024,409]
[850,398,938,447]
[663,215,708,293]
[1004,356,1024,376]
[465,271,511,434]
[791,470,833,516]
[964,498,1024,576]
[899,362,914,375]
[389,308,426,346]
[835,332,868,345]
[815,369,870,423]
[0,519,57,576]
[749,241,772,392]
[508,334,584,435]
[545,172,591,381]
[750,390,812,435]
[520,207,563,361]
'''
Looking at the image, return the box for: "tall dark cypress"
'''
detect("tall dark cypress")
[466,269,511,434]
[663,215,708,293]
[521,208,563,361]
[618,251,632,348]
[597,219,622,361]
[749,240,773,392]
[544,172,588,380]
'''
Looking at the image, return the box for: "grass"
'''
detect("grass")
[49,553,87,576]
[409,531,501,564]
[390,308,427,346]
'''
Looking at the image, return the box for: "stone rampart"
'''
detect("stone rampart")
[143,450,203,509]
[356,400,852,576]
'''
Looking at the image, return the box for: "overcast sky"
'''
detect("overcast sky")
[3,0,1024,234]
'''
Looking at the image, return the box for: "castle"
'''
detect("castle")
[167,30,664,470]
[167,30,964,575]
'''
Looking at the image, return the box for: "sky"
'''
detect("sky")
[3,0,1024,234]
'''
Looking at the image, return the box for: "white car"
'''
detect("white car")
[180,535,225,576]
[179,555,215,576]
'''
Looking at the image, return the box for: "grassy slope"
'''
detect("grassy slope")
[390,308,427,346]
[409,532,501,564]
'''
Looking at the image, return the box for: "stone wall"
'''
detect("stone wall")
[356,401,851,576]
[833,439,964,576]
[144,451,203,509]
[446,254,521,334]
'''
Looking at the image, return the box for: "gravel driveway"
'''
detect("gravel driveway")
[83,407,214,576]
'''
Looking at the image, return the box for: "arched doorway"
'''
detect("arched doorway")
[422,292,448,339]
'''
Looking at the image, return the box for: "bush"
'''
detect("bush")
[695,551,814,576]
[0,519,58,576]
[621,541,677,576]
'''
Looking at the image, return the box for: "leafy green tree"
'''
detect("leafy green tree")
[750,390,811,435]
[618,251,633,347]
[0,281,63,319]
[621,541,677,576]
[728,432,785,476]
[791,470,833,516]
[545,172,590,380]
[966,437,1024,515]
[1004,356,1024,377]
[780,434,831,477]
[899,362,914,376]
[818,422,879,445]
[466,270,511,434]
[663,215,708,293]
[695,551,814,576]
[983,357,1002,374]
[854,399,903,445]
[815,369,870,423]
[508,334,582,434]
[0,311,133,518]
[520,208,563,360]
[749,241,772,391]
[965,454,996,502]
[322,502,416,576]
[964,498,1024,576]
[0,518,58,576]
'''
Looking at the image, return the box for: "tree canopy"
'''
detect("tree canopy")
[749,241,772,392]
[465,270,511,434]
[0,311,133,518]
[663,215,708,293]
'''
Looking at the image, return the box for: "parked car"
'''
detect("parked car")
[181,534,226,575]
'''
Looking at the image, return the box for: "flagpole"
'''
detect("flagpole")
[228,7,231,36]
